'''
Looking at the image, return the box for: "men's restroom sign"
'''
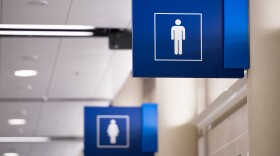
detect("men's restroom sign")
[154,13,202,61]
[171,19,186,55]
[97,115,130,148]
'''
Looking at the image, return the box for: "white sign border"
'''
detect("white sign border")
[154,13,203,62]
[96,115,130,148]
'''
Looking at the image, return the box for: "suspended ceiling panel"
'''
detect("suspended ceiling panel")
[62,142,83,156]
[0,143,31,156]
[1,0,72,24]
[68,0,131,28]
[35,101,110,137]
[0,37,60,98]
[0,1,132,156]
[0,102,42,137]
[47,38,112,98]
[93,51,132,99]
[30,142,82,156]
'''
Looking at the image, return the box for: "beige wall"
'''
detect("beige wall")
[113,76,248,156]
[248,0,280,155]
[155,78,198,156]
[206,79,238,105]
[207,105,248,156]
[113,76,143,107]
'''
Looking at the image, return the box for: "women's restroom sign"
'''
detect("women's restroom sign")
[97,115,130,148]
[85,105,157,156]
[133,0,247,78]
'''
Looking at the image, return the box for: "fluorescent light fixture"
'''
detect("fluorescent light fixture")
[0,137,50,143]
[28,0,49,6]
[14,70,38,77]
[0,31,93,36]
[8,119,26,125]
[0,24,95,30]
[4,153,19,156]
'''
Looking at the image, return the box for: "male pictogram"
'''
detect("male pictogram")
[171,19,186,55]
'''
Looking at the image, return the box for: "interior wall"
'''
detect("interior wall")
[155,78,198,156]
[196,79,207,115]
[206,79,238,105]
[113,76,143,106]
[207,104,248,156]
[248,0,280,155]
[113,74,250,156]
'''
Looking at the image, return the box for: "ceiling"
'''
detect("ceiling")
[0,0,132,156]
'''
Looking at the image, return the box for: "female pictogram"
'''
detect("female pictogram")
[107,119,120,144]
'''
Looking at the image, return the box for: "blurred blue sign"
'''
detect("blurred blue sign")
[132,0,248,78]
[84,104,157,156]
[224,0,249,69]
[97,115,129,148]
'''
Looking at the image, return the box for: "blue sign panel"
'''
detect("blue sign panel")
[97,116,129,148]
[132,0,246,78]
[155,13,202,61]
[224,0,249,69]
[142,104,158,152]
[84,105,157,156]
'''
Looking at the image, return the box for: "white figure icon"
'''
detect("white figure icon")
[171,19,186,55]
[107,119,119,144]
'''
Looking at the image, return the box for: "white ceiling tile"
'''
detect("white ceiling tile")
[0,102,42,137]
[48,38,113,98]
[35,101,109,137]
[0,37,60,98]
[2,0,72,24]
[71,101,111,136]
[30,142,82,156]
[63,142,83,156]
[93,50,132,99]
[0,143,31,156]
[68,0,131,28]
[35,102,83,137]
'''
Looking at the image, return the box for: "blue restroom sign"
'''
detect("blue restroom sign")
[155,13,202,61]
[97,115,129,148]
[132,0,247,78]
[84,105,157,156]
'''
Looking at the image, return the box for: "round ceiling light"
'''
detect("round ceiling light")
[28,0,48,6]
[14,70,38,77]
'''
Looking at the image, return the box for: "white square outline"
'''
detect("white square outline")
[154,13,203,62]
[96,115,130,148]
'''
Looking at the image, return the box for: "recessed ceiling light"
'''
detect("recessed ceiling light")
[4,153,19,156]
[14,70,38,77]
[28,0,48,6]
[8,119,26,126]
